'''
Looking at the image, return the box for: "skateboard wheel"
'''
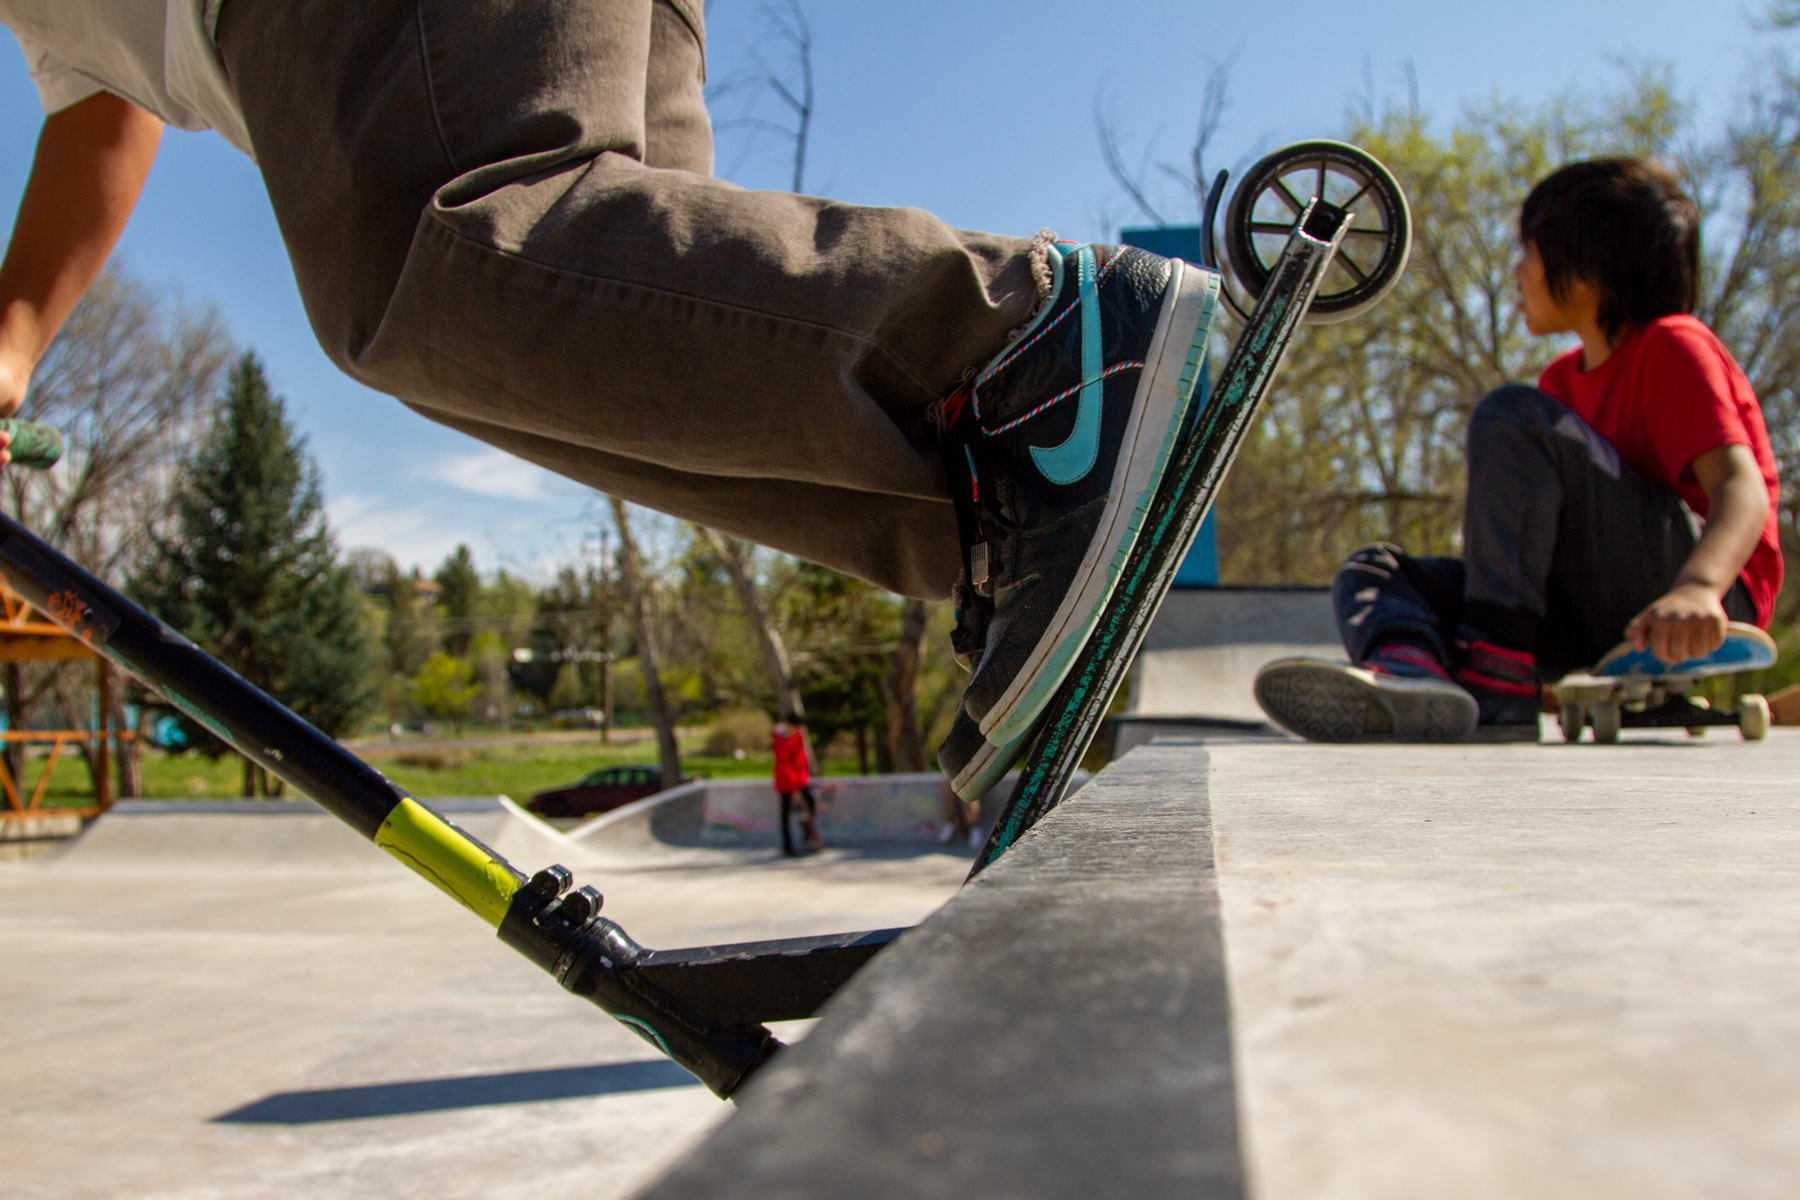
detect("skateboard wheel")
[1223,140,1411,325]
[1739,693,1770,741]
[1591,699,1622,745]
[1558,702,1584,744]
[1687,694,1710,737]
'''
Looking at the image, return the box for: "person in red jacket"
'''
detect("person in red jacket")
[1257,157,1780,743]
[771,712,823,857]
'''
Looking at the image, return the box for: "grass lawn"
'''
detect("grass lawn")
[17,730,877,806]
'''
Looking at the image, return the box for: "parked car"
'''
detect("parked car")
[549,707,609,729]
[526,764,671,818]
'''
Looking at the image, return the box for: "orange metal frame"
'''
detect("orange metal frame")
[0,584,132,821]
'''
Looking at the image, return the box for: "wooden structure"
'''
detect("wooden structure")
[0,581,129,821]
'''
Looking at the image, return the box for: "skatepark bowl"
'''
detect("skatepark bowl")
[7,725,1800,1199]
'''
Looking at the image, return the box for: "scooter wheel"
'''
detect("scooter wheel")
[1223,140,1411,324]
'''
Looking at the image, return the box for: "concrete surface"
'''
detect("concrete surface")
[638,742,1243,1200]
[1210,726,1800,1200]
[1131,587,1339,721]
[631,725,1800,1199]
[0,800,969,1200]
[10,723,1800,1199]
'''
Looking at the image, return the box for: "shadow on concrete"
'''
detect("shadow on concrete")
[213,1059,699,1124]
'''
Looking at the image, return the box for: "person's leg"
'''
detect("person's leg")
[219,0,1220,792]
[215,0,1040,599]
[1333,543,1465,666]
[778,791,797,856]
[1254,544,1478,743]
[798,784,823,850]
[1462,385,1702,680]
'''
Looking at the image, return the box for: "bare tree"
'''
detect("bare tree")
[610,497,683,789]
[708,0,817,192]
[878,598,928,772]
[1095,56,1235,228]
[698,527,805,718]
[2,267,232,795]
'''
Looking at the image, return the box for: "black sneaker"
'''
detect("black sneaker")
[936,706,1032,800]
[937,242,1220,782]
[1254,642,1479,743]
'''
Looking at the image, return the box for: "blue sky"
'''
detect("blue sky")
[0,0,1775,578]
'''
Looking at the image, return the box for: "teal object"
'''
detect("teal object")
[1029,246,1104,485]
[1595,629,1776,678]
[1121,226,1217,586]
[0,419,62,470]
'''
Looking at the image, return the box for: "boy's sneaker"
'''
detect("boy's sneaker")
[937,706,1031,801]
[936,241,1220,786]
[1455,637,1543,742]
[1254,642,1479,743]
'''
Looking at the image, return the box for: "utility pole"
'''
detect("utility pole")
[597,528,612,745]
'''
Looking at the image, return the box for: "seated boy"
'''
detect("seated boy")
[1256,157,1782,743]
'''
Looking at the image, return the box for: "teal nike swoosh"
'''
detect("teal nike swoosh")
[1029,246,1103,486]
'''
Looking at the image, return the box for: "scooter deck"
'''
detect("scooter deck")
[971,198,1356,876]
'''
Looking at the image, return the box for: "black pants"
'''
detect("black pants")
[779,786,818,855]
[1336,385,1753,679]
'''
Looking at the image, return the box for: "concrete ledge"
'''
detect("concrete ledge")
[638,745,1243,1199]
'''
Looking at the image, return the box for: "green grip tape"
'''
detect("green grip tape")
[0,420,62,470]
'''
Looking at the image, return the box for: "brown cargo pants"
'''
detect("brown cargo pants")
[214,0,1041,598]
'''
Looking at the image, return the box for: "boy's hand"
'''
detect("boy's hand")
[1625,581,1729,665]
[0,91,161,462]
[0,353,25,465]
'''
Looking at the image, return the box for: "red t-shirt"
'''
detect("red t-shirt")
[1536,315,1782,626]
[772,725,811,792]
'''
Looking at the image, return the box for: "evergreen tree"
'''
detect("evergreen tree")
[130,352,375,791]
[434,543,479,655]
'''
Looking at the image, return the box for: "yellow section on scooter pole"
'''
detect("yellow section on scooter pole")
[374,797,520,927]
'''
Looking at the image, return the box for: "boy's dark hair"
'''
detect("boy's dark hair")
[1519,157,1700,341]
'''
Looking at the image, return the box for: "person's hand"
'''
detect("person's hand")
[0,349,27,466]
[0,347,27,417]
[1624,581,1729,664]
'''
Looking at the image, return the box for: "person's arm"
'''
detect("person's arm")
[0,92,162,427]
[1624,442,1770,662]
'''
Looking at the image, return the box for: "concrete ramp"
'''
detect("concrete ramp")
[3,794,970,1200]
[1130,587,1341,721]
[569,772,1080,859]
[51,798,516,874]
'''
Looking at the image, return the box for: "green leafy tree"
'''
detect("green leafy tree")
[130,352,376,794]
[1210,66,1800,585]
[410,651,481,725]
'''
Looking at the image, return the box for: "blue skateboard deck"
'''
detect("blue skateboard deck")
[1554,623,1777,744]
[1591,622,1776,679]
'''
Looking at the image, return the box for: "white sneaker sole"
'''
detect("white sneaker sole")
[950,722,1032,800]
[1254,657,1478,743]
[978,260,1221,744]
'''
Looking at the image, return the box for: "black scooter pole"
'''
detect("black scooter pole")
[0,497,778,1098]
